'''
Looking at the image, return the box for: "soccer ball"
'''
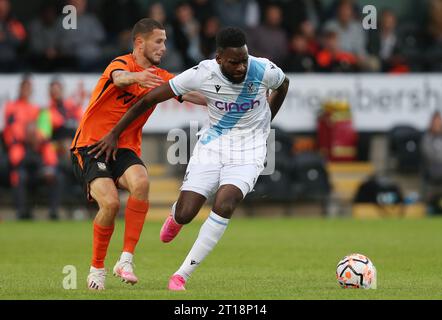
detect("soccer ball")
[336,253,377,289]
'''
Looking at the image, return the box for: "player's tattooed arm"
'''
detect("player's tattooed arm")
[112,69,164,89]
[88,83,176,162]
[268,76,289,121]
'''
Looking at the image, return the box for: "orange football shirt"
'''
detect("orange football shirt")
[71,53,174,156]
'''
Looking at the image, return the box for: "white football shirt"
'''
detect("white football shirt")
[169,55,285,154]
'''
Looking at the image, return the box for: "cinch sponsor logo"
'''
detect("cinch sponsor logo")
[215,99,260,112]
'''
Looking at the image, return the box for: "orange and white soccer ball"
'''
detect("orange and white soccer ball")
[336,253,377,289]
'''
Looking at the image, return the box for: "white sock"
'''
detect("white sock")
[175,211,229,281]
[120,251,133,262]
[90,266,105,272]
[171,202,179,223]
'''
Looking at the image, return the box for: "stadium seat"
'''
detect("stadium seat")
[243,168,294,215]
[247,169,293,202]
[289,151,331,215]
[387,125,422,173]
[273,126,294,154]
[290,152,331,198]
[272,126,295,172]
[242,129,295,215]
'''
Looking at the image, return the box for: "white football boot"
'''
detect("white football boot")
[87,267,106,290]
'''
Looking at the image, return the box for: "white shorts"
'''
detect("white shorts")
[180,142,265,198]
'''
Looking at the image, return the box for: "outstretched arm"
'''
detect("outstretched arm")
[88,82,176,162]
[182,91,207,106]
[112,69,164,89]
[268,76,289,121]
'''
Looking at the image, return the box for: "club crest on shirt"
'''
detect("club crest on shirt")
[247,82,257,94]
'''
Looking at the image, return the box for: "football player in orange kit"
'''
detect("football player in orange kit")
[70,18,205,290]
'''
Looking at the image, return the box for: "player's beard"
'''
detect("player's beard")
[145,50,162,66]
[226,73,246,84]
[220,65,246,84]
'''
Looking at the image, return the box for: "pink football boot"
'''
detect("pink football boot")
[113,259,138,285]
[168,274,186,291]
[160,215,183,243]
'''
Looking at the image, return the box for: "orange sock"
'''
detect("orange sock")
[91,223,114,269]
[123,196,149,254]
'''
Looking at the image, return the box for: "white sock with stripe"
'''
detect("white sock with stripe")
[170,201,179,223]
[175,211,229,281]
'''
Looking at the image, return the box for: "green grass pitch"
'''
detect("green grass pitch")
[1,217,442,300]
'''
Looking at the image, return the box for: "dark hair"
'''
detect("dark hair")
[132,18,165,41]
[323,29,338,38]
[216,27,247,51]
[50,75,63,86]
[20,73,32,84]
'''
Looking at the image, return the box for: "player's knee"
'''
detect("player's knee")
[174,203,197,225]
[129,176,150,200]
[212,199,240,218]
[174,213,192,225]
[101,196,120,215]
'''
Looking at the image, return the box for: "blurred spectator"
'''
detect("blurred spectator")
[248,4,288,66]
[215,0,257,29]
[425,0,442,71]
[421,111,442,185]
[421,110,442,213]
[367,9,409,73]
[299,20,321,56]
[48,78,84,212]
[276,0,324,34]
[323,0,373,70]
[428,0,442,43]
[3,77,61,220]
[0,0,26,72]
[172,1,203,68]
[200,16,220,59]
[190,0,216,25]
[0,0,435,74]
[27,2,59,72]
[55,0,105,71]
[147,2,183,72]
[316,30,358,72]
[283,33,316,72]
[323,0,360,22]
[49,78,84,144]
[100,0,142,55]
[244,0,261,29]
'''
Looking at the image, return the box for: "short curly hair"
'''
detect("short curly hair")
[216,27,247,51]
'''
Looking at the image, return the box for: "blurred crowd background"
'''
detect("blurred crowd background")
[1,0,442,221]
[0,0,442,73]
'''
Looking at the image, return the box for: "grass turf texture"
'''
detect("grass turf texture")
[0,217,441,300]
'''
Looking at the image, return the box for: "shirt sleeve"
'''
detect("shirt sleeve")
[263,60,286,90]
[157,70,184,103]
[168,65,204,96]
[103,58,131,82]
[159,69,175,82]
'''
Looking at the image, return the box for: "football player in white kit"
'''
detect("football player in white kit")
[89,27,290,291]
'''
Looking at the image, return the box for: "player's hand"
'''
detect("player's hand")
[88,132,118,163]
[137,68,164,88]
